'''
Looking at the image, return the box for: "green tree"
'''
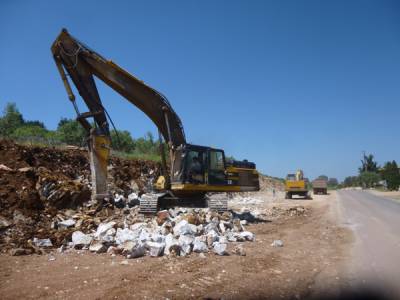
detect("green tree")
[24,120,45,128]
[56,118,87,146]
[359,153,379,173]
[11,125,49,144]
[328,178,338,186]
[110,129,135,153]
[359,171,381,188]
[343,176,359,187]
[135,131,158,154]
[0,102,24,136]
[381,161,400,191]
[317,175,329,181]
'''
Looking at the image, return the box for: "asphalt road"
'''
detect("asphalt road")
[337,190,400,298]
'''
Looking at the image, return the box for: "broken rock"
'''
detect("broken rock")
[213,242,228,256]
[114,194,126,209]
[33,238,53,248]
[206,230,219,246]
[193,238,208,253]
[164,233,180,256]
[240,231,255,242]
[178,234,194,256]
[94,221,116,240]
[58,219,76,229]
[173,220,196,236]
[271,239,284,247]
[10,248,31,256]
[0,216,11,230]
[89,241,108,253]
[156,210,170,225]
[127,193,139,207]
[115,228,137,245]
[146,241,165,257]
[232,244,246,256]
[121,241,146,258]
[72,231,93,248]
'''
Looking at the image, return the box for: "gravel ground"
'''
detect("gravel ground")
[0,192,355,300]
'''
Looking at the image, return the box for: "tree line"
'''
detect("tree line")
[0,102,161,160]
[342,153,400,191]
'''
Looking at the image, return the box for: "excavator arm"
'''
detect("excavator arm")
[51,28,186,147]
[51,29,186,200]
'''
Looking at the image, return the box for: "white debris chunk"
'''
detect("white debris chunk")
[193,238,208,253]
[95,221,116,240]
[102,228,116,243]
[58,219,76,229]
[271,239,284,247]
[206,230,219,246]
[178,234,194,256]
[146,241,165,257]
[213,242,228,256]
[122,241,146,258]
[240,231,255,242]
[173,220,195,236]
[33,238,53,247]
[164,233,180,256]
[89,241,107,253]
[115,228,137,245]
[72,231,92,248]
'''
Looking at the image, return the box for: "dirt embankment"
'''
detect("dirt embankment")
[0,140,161,252]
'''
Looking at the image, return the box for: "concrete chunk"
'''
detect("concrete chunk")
[58,219,76,229]
[164,233,180,256]
[89,241,107,253]
[213,242,228,256]
[33,238,53,247]
[240,231,255,242]
[146,241,165,257]
[115,228,137,245]
[193,238,208,253]
[95,221,116,240]
[72,231,92,248]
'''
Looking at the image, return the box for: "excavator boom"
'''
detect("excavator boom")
[51,29,186,148]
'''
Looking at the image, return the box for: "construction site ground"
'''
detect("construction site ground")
[0,191,355,300]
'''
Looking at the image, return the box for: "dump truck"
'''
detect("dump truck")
[285,170,309,199]
[312,179,328,195]
[51,29,260,213]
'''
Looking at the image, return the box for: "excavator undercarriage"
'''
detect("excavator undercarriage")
[51,29,259,213]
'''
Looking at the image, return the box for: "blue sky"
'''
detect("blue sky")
[1,1,400,181]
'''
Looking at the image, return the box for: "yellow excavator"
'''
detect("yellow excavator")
[51,29,259,213]
[285,170,310,199]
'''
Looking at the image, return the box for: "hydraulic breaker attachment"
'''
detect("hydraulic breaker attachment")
[88,130,111,201]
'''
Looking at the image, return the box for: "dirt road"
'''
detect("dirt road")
[337,190,400,299]
[0,192,354,300]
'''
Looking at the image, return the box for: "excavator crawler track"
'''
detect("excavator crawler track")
[139,195,159,214]
[207,198,228,212]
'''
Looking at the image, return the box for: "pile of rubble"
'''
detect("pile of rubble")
[0,140,161,253]
[54,206,255,258]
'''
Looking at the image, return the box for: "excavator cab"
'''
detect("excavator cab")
[165,144,259,195]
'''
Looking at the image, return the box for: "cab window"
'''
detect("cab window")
[209,150,224,171]
[185,150,205,184]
